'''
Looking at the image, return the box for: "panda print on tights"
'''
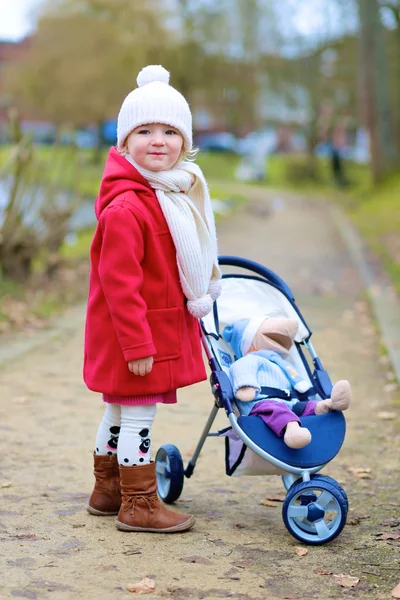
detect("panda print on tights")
[138,428,151,463]
[106,426,120,452]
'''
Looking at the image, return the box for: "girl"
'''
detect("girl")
[84,65,221,533]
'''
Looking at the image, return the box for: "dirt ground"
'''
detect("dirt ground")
[0,187,399,600]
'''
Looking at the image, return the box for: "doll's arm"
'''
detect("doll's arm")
[230,354,263,401]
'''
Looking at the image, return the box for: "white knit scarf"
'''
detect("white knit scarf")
[125,155,222,318]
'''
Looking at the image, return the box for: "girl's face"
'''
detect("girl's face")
[126,123,184,171]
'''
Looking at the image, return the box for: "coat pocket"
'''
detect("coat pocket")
[146,306,183,363]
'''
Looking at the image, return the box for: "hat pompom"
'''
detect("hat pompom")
[137,65,170,87]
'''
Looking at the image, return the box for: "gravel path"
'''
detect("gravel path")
[0,187,399,600]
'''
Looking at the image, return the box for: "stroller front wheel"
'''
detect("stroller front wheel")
[309,474,349,512]
[286,474,349,512]
[155,444,184,504]
[282,479,347,545]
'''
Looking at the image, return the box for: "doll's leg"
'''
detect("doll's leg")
[283,420,312,449]
[250,401,311,449]
[95,403,121,455]
[301,400,319,417]
[314,380,352,415]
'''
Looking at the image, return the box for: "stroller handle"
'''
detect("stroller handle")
[218,255,294,301]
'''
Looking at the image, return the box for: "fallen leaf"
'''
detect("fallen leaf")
[232,559,252,569]
[259,499,279,507]
[380,519,400,528]
[180,556,213,565]
[347,466,372,479]
[378,354,390,365]
[12,396,28,405]
[127,578,155,594]
[265,493,286,502]
[12,533,43,540]
[348,466,371,474]
[375,531,400,541]
[295,547,308,557]
[1,482,12,488]
[332,574,359,588]
[314,569,333,575]
[391,583,400,598]
[384,383,398,393]
[347,514,370,526]
[377,412,397,420]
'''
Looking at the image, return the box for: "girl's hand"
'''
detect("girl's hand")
[128,356,154,376]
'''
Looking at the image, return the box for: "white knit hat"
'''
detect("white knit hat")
[117,65,192,151]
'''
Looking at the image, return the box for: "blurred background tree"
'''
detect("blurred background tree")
[358,0,398,181]
[4,0,169,161]
[3,0,398,166]
[0,0,399,288]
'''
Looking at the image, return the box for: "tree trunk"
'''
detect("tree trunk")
[92,122,105,165]
[357,0,399,183]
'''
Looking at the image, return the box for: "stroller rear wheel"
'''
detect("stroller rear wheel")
[282,479,347,545]
[155,444,184,504]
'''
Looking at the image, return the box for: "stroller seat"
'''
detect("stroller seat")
[238,411,346,469]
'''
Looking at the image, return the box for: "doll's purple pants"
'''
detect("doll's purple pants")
[249,400,319,437]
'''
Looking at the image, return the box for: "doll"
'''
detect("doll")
[222,316,351,449]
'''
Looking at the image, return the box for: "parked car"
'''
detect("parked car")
[236,129,277,156]
[60,129,97,149]
[195,132,238,153]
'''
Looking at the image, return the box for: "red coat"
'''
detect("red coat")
[83,147,207,396]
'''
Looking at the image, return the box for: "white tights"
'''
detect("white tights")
[94,403,156,467]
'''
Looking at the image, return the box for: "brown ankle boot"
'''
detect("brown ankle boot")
[116,462,195,533]
[87,453,121,516]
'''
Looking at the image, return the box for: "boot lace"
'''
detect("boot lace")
[123,493,158,516]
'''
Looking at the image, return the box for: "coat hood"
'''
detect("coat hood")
[94,147,152,218]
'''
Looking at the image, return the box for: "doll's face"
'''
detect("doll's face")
[249,330,292,355]
[248,318,297,356]
[126,123,184,171]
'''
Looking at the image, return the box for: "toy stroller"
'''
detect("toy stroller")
[155,256,348,545]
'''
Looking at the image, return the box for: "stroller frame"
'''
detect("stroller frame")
[155,256,348,544]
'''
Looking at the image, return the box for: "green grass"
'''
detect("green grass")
[61,227,95,260]
[0,277,23,298]
[32,293,63,319]
[196,152,241,180]
[347,174,400,294]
